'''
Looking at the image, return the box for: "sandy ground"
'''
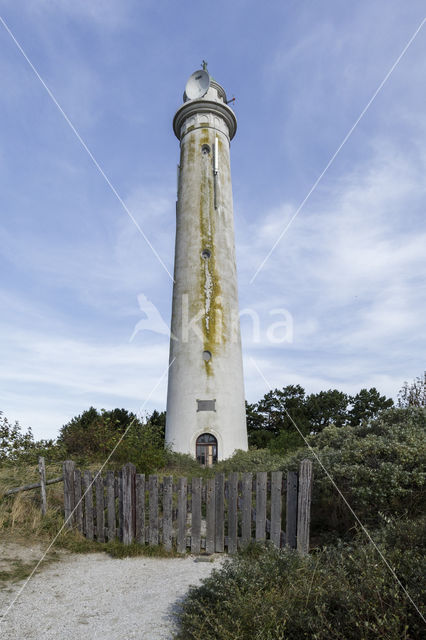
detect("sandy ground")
[0,548,222,639]
[0,541,53,571]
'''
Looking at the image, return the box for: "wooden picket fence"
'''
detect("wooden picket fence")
[63,459,313,554]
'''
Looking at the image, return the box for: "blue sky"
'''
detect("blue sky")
[0,1,425,440]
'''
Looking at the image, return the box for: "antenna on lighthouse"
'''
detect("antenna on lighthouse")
[185,70,210,100]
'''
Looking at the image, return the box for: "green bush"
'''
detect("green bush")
[112,421,168,474]
[58,407,140,458]
[175,517,426,640]
[215,448,289,473]
[281,407,426,537]
[57,407,167,473]
[162,448,290,479]
[165,451,205,475]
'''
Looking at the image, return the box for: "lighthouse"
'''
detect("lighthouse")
[165,64,248,464]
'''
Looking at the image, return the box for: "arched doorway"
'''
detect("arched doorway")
[196,433,218,467]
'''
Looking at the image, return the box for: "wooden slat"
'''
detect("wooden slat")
[177,477,187,553]
[215,473,225,552]
[286,470,298,549]
[4,476,63,496]
[227,472,238,553]
[83,470,94,540]
[63,460,75,528]
[95,473,105,542]
[255,472,267,541]
[135,474,145,545]
[117,473,123,541]
[106,471,116,541]
[163,476,173,551]
[270,471,282,547]
[297,459,313,555]
[122,463,136,545]
[191,477,202,554]
[206,477,215,554]
[73,468,83,533]
[38,457,47,516]
[241,473,252,547]
[149,475,159,546]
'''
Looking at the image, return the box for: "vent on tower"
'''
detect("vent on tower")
[197,399,216,412]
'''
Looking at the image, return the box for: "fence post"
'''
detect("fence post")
[162,476,173,551]
[241,473,252,547]
[117,471,123,541]
[270,471,282,547]
[95,473,105,542]
[135,473,146,545]
[74,469,83,533]
[177,477,187,553]
[297,459,313,555]
[38,456,47,516]
[205,477,216,554]
[63,460,75,528]
[121,463,136,545]
[227,472,238,553]
[215,473,225,552]
[255,472,267,541]
[149,475,159,546]
[191,477,202,554]
[286,470,298,549]
[106,471,116,541]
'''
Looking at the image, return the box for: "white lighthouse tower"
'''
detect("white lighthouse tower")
[165,64,248,464]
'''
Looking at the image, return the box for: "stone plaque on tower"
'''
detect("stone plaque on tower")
[165,64,248,464]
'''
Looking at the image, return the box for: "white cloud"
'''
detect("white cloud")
[0,325,169,438]
[236,137,425,398]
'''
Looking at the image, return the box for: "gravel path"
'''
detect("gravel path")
[0,552,222,639]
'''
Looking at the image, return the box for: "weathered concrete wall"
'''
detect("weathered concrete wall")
[166,80,248,460]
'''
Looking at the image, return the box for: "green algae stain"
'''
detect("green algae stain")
[185,133,196,166]
[181,128,226,376]
[196,130,225,375]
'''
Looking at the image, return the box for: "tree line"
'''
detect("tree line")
[1,372,424,466]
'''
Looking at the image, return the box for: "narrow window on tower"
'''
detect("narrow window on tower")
[214,137,219,172]
[214,136,219,209]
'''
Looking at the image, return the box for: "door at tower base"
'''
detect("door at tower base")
[165,66,248,461]
[196,433,218,467]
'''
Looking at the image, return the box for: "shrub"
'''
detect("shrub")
[164,448,290,478]
[58,407,139,458]
[175,517,426,640]
[57,408,167,473]
[165,451,204,475]
[281,407,426,537]
[215,448,289,473]
[112,421,168,474]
